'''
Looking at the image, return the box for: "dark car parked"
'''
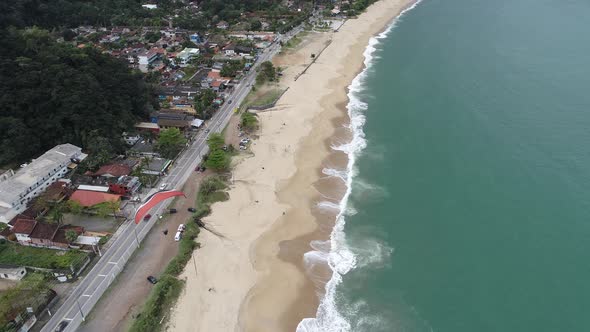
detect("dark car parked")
[144,214,151,221]
[55,321,69,332]
[147,276,158,284]
[169,208,177,214]
[188,207,197,212]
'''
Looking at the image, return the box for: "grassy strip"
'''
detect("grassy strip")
[242,88,284,110]
[0,242,88,270]
[128,176,228,332]
[194,175,229,219]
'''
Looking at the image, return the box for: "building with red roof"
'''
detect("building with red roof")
[92,164,132,178]
[11,219,84,250]
[70,190,121,207]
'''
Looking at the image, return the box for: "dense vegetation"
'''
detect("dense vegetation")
[0,241,89,270]
[0,273,52,328]
[204,134,231,172]
[156,128,187,159]
[0,27,153,166]
[194,175,229,218]
[0,0,307,30]
[0,0,183,29]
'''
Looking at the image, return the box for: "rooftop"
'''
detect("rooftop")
[70,190,121,207]
[0,144,84,205]
[93,164,132,178]
[11,219,37,235]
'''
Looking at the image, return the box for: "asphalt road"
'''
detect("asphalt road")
[41,27,299,332]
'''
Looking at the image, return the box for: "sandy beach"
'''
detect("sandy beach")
[168,1,415,331]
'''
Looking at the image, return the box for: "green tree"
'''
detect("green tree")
[47,202,65,225]
[0,28,153,166]
[156,128,187,159]
[241,112,259,132]
[65,230,79,243]
[207,133,225,150]
[250,19,262,31]
[67,200,84,215]
[204,149,229,171]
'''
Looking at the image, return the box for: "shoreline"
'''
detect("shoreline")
[168,1,416,331]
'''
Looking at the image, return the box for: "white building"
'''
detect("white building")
[0,144,86,224]
[142,4,158,9]
[176,48,200,67]
[138,50,159,73]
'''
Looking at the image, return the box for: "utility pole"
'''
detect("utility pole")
[133,227,140,248]
[75,298,85,321]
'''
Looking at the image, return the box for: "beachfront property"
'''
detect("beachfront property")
[0,144,86,224]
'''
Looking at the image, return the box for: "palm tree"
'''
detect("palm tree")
[47,202,65,226]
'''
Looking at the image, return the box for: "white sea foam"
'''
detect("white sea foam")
[297,2,423,332]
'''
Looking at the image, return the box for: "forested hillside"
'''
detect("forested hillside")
[0,0,288,29]
[0,28,153,165]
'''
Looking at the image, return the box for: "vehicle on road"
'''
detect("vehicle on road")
[188,207,197,212]
[205,129,210,133]
[144,214,151,221]
[178,224,186,232]
[169,208,177,214]
[228,100,232,104]
[159,183,167,190]
[174,232,182,242]
[147,276,158,284]
[55,321,68,332]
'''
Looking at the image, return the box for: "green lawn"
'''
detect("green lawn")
[0,242,88,270]
[243,88,285,109]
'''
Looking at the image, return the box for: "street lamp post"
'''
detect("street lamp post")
[75,298,85,321]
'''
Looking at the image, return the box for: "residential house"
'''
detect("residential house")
[235,45,253,56]
[69,190,121,208]
[134,122,160,134]
[217,21,229,30]
[92,164,132,179]
[11,219,84,250]
[123,132,141,146]
[156,112,194,130]
[143,158,172,176]
[223,43,236,57]
[0,144,86,224]
[128,139,160,158]
[108,176,141,197]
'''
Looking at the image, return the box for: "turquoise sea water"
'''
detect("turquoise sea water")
[314,0,590,331]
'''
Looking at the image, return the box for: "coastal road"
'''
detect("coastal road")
[40,29,293,332]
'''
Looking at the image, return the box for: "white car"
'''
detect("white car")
[177,224,186,232]
[174,232,182,242]
[159,183,167,191]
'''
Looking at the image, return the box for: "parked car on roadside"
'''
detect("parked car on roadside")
[188,207,196,213]
[159,183,167,190]
[144,214,151,221]
[178,224,186,232]
[169,208,177,214]
[147,276,158,284]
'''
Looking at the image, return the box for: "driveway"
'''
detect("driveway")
[79,171,206,332]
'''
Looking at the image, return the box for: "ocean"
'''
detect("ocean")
[300,0,590,331]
